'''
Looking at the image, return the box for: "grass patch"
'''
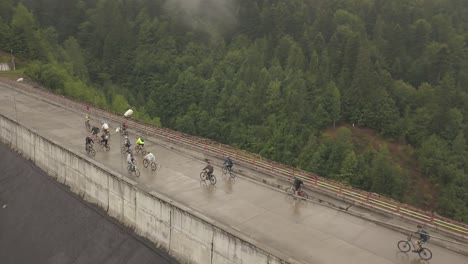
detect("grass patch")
[0,69,25,80]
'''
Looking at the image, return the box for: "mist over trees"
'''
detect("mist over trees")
[1,0,467,222]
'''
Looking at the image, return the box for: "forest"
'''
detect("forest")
[0,0,467,222]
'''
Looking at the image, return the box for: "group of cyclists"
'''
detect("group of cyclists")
[85,115,157,175]
[85,116,111,152]
[85,113,433,256]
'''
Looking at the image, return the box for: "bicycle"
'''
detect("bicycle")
[99,141,110,151]
[200,171,217,185]
[85,120,90,131]
[135,144,146,155]
[397,234,432,260]
[143,159,157,171]
[222,165,236,179]
[286,186,309,200]
[127,163,140,177]
[121,144,132,154]
[86,144,96,157]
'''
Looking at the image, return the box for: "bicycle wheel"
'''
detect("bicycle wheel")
[222,166,227,175]
[141,147,147,155]
[397,241,411,252]
[105,145,110,151]
[127,164,132,173]
[300,191,309,200]
[143,159,149,168]
[90,148,96,157]
[121,146,127,153]
[418,248,432,260]
[200,171,207,181]
[229,170,236,179]
[210,175,217,185]
[134,168,140,177]
[151,162,157,171]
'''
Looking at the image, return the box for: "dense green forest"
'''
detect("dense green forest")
[1,0,467,222]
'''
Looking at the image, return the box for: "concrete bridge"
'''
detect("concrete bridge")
[0,79,467,264]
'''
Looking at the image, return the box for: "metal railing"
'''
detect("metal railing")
[16,80,468,240]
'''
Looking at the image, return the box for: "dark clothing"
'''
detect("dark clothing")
[418,229,429,242]
[294,178,304,190]
[91,127,99,135]
[224,158,233,169]
[203,164,214,175]
[85,137,93,145]
[101,135,108,147]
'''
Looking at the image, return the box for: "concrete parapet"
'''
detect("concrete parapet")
[0,114,301,264]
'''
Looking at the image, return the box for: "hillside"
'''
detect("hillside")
[0,0,467,222]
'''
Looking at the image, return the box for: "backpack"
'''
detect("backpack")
[420,230,430,242]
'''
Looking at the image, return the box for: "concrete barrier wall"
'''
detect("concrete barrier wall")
[0,114,297,264]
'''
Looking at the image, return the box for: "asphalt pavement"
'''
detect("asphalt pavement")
[0,143,178,264]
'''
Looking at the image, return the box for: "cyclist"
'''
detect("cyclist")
[127,151,136,172]
[224,156,233,171]
[412,225,430,252]
[135,137,145,151]
[122,121,128,132]
[203,160,214,179]
[100,133,109,148]
[85,115,91,127]
[123,136,131,152]
[91,126,99,137]
[85,136,94,151]
[144,152,155,163]
[102,122,109,135]
[293,177,304,196]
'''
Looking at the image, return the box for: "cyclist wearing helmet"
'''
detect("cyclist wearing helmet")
[412,225,430,252]
[85,136,94,151]
[203,160,214,179]
[293,177,304,196]
[144,152,155,162]
[224,156,233,171]
[124,135,131,151]
[136,137,145,147]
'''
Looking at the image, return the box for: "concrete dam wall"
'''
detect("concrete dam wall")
[0,114,295,264]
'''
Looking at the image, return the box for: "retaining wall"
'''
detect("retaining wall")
[0,114,299,264]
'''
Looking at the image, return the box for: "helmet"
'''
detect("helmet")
[125,136,128,139]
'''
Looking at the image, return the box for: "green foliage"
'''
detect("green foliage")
[6,0,468,222]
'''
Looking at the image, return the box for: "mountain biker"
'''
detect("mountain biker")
[136,137,145,149]
[122,121,128,132]
[144,152,155,163]
[412,225,430,252]
[85,115,90,124]
[100,133,109,148]
[203,161,214,179]
[102,122,109,135]
[85,136,94,151]
[91,126,99,137]
[293,177,304,196]
[124,136,131,151]
[224,156,233,171]
[127,151,136,171]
